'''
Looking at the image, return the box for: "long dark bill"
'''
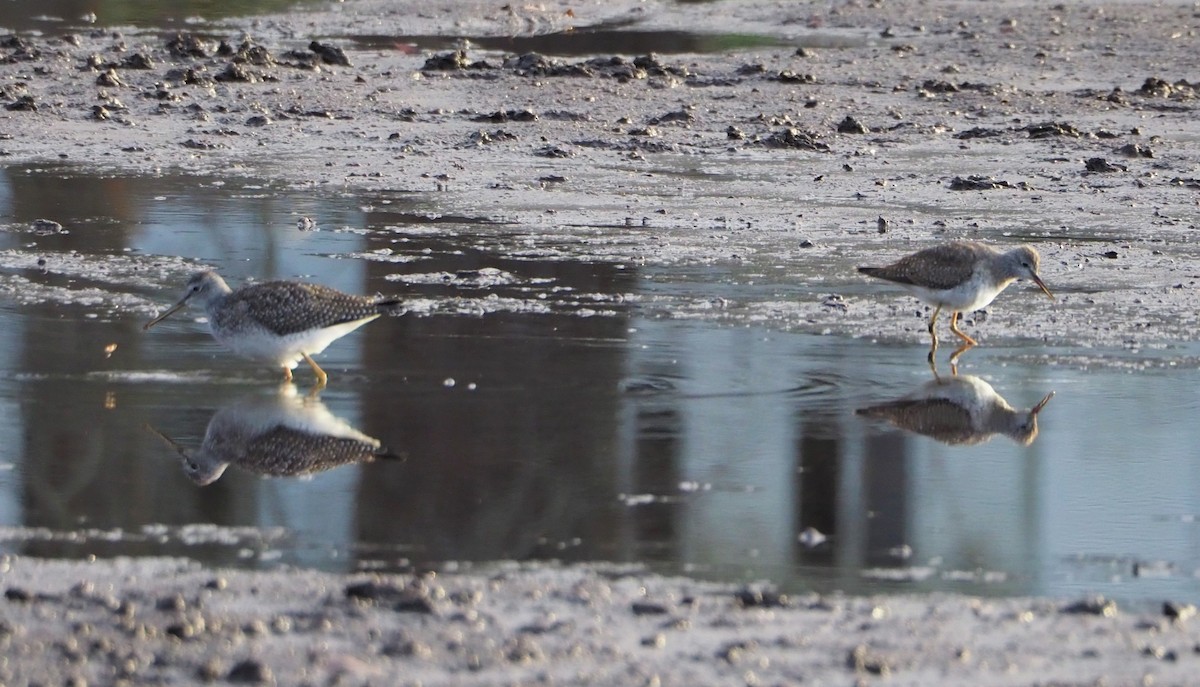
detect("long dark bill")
[1031,274,1054,300]
[143,297,190,330]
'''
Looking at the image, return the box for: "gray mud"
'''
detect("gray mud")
[3,556,1199,686]
[0,0,1196,351]
[2,0,1200,684]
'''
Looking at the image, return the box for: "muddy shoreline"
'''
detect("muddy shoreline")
[2,0,1200,684]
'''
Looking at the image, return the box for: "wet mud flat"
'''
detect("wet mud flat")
[3,556,1200,686]
[0,0,1195,349]
[0,0,1199,684]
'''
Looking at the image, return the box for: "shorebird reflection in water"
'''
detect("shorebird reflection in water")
[856,372,1054,446]
[857,241,1053,362]
[144,270,402,387]
[148,385,400,485]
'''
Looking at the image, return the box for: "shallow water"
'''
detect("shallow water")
[0,164,1198,605]
[0,0,319,32]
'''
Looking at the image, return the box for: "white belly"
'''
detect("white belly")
[212,315,379,369]
[908,271,1012,312]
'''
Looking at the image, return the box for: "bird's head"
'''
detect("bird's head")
[143,270,231,330]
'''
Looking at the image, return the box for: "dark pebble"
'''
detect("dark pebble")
[631,601,668,616]
[227,658,272,684]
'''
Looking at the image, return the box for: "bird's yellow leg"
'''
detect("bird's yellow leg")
[926,305,941,363]
[283,367,293,382]
[303,352,328,389]
[949,311,978,346]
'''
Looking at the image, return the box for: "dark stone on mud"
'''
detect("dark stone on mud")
[1101,251,1119,259]
[727,125,745,140]
[424,50,472,71]
[1164,602,1197,622]
[534,145,573,158]
[1169,177,1200,189]
[506,52,588,77]
[5,95,36,111]
[795,46,814,57]
[848,644,892,676]
[539,175,567,183]
[631,601,669,616]
[245,115,271,127]
[228,39,275,67]
[166,33,211,58]
[0,35,33,51]
[1116,143,1153,158]
[215,63,268,83]
[468,129,517,145]
[1085,157,1125,173]
[91,105,110,120]
[309,40,352,66]
[1025,121,1082,139]
[1061,595,1118,616]
[649,108,693,125]
[120,52,154,70]
[395,591,436,614]
[227,658,272,684]
[1137,77,1198,99]
[96,68,123,87]
[920,79,959,93]
[0,83,27,100]
[0,35,39,62]
[736,63,766,75]
[955,126,1004,140]
[166,67,215,87]
[776,70,816,83]
[949,175,1026,191]
[181,139,221,150]
[472,109,537,123]
[346,580,403,603]
[4,586,31,602]
[837,115,870,134]
[542,110,591,122]
[734,587,790,608]
[757,128,830,151]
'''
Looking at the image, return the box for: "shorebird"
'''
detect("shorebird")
[144,270,400,387]
[857,241,1053,357]
[147,385,399,485]
[857,373,1054,446]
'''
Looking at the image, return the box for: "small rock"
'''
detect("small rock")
[1061,595,1117,617]
[1164,602,1196,622]
[632,601,668,616]
[309,40,351,66]
[31,218,64,234]
[837,115,869,134]
[1115,143,1153,158]
[847,644,892,676]
[423,50,470,71]
[1085,157,1125,173]
[734,586,790,608]
[96,69,123,87]
[227,658,272,684]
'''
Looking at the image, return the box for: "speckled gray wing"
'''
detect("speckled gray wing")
[858,242,989,290]
[215,281,384,337]
[856,399,987,445]
[234,426,388,477]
